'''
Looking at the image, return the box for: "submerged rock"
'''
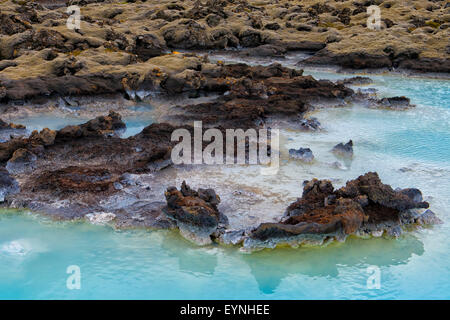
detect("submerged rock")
[0,168,19,202]
[416,209,443,225]
[387,226,403,238]
[6,148,37,174]
[398,188,423,203]
[337,77,373,86]
[371,96,415,110]
[330,161,347,170]
[289,147,314,163]
[331,140,353,158]
[298,117,322,131]
[57,111,126,140]
[220,229,247,245]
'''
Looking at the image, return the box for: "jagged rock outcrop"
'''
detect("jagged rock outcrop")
[0,111,125,163]
[0,118,26,143]
[0,168,19,202]
[56,111,125,141]
[0,113,193,226]
[246,172,436,249]
[298,117,322,131]
[163,181,228,245]
[370,96,415,110]
[289,147,314,163]
[171,63,353,129]
[336,172,429,212]
[332,140,353,158]
[6,148,37,174]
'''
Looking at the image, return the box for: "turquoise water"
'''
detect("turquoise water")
[0,64,449,299]
[0,210,442,299]
[9,103,155,138]
[0,211,446,299]
[303,70,450,163]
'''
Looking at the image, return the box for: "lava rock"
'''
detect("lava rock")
[242,44,286,57]
[251,172,433,243]
[399,188,423,203]
[164,181,227,229]
[337,76,373,86]
[289,147,314,163]
[298,117,322,131]
[416,209,443,225]
[0,168,19,202]
[56,111,125,141]
[387,226,403,237]
[332,140,353,157]
[375,96,415,109]
[134,34,168,61]
[6,148,37,174]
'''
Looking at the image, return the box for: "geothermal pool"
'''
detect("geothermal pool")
[0,55,449,299]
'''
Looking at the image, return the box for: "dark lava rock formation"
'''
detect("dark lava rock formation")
[0,116,441,250]
[169,62,353,129]
[0,112,182,222]
[163,181,228,245]
[0,0,447,107]
[244,172,439,250]
[0,118,26,142]
[332,140,353,158]
[371,96,415,110]
[289,147,314,163]
[302,48,450,73]
[0,167,19,202]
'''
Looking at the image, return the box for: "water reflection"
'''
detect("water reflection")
[242,236,424,294]
[161,232,218,276]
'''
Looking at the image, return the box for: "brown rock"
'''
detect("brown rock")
[30,128,57,146]
[250,172,430,241]
[163,181,225,229]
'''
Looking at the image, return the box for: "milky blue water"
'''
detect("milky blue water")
[0,60,449,299]
[9,103,155,138]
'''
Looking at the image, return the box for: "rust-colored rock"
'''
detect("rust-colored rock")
[30,128,56,146]
[163,181,223,229]
[250,172,430,241]
[33,166,118,194]
[56,111,125,141]
[173,63,353,129]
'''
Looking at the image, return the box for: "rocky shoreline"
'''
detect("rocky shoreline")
[0,108,443,250]
[1,0,449,104]
[163,173,442,250]
[0,0,447,251]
